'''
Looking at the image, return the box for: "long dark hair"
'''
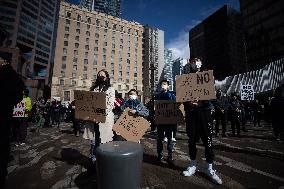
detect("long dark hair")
[90,69,111,92]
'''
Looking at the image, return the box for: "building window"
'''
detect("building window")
[77,22,80,28]
[103,48,106,53]
[119,71,122,77]
[126,72,129,77]
[102,61,106,67]
[63,48,67,55]
[72,72,76,78]
[85,52,88,58]
[64,41,68,46]
[96,19,100,26]
[95,33,99,38]
[73,65,77,71]
[113,24,117,30]
[103,55,106,61]
[61,64,66,69]
[76,29,80,35]
[84,59,88,64]
[87,17,91,24]
[65,19,70,25]
[73,57,77,63]
[62,56,67,61]
[85,45,89,50]
[77,15,81,21]
[60,79,64,85]
[74,50,78,56]
[87,24,90,29]
[75,43,79,48]
[86,38,89,44]
[71,80,76,86]
[83,66,87,71]
[118,85,121,90]
[64,91,70,101]
[66,11,71,18]
[64,34,69,39]
[95,40,98,45]
[104,29,107,33]
[94,47,98,51]
[134,73,137,77]
[65,27,69,32]
[93,60,97,65]
[75,36,79,41]
[111,63,114,68]
[86,31,90,36]
[104,42,107,46]
[83,74,87,79]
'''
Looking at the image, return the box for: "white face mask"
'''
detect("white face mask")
[161,84,168,91]
[129,95,137,100]
[195,60,202,69]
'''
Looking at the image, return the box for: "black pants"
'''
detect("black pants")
[72,119,80,135]
[231,118,241,136]
[215,112,226,134]
[0,118,11,187]
[91,123,101,157]
[253,111,261,127]
[185,109,214,163]
[14,118,28,143]
[157,125,175,158]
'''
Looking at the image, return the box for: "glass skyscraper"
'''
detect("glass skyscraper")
[80,0,121,17]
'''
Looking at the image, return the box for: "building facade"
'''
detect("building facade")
[189,5,245,80]
[172,58,187,92]
[142,25,164,102]
[51,2,143,102]
[161,49,173,91]
[239,0,284,71]
[80,0,121,17]
[0,0,60,101]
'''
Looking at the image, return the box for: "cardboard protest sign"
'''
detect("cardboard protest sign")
[241,85,254,101]
[13,100,26,117]
[154,100,185,125]
[74,90,107,123]
[176,70,216,102]
[113,108,150,142]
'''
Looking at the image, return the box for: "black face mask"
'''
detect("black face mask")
[97,76,105,84]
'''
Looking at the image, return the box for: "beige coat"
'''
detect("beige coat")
[83,87,115,143]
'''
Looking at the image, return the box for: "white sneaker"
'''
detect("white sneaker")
[163,137,168,142]
[205,168,222,184]
[182,165,197,177]
[172,138,176,142]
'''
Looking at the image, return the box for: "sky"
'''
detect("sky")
[65,0,240,59]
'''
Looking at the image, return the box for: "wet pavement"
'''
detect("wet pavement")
[5,121,284,189]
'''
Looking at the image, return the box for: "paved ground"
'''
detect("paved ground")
[5,121,284,189]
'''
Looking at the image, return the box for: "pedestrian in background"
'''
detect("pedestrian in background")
[228,93,242,137]
[213,91,229,137]
[15,88,32,146]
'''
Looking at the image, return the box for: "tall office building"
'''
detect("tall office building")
[142,25,164,102]
[189,5,245,80]
[51,2,143,101]
[172,58,187,92]
[80,0,121,17]
[240,0,284,70]
[0,0,60,101]
[161,49,173,91]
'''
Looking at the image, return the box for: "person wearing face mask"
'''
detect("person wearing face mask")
[155,80,176,163]
[121,89,149,117]
[182,58,222,185]
[83,69,115,162]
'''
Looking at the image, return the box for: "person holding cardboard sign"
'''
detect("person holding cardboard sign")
[155,79,176,163]
[121,89,149,117]
[83,69,115,162]
[182,58,222,185]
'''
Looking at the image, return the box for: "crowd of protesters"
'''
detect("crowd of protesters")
[1,57,283,187]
